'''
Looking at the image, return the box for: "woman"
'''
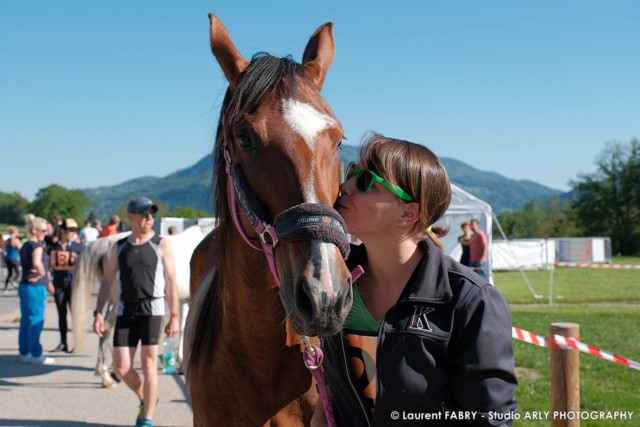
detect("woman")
[18,217,55,364]
[314,133,517,426]
[457,222,472,266]
[4,226,23,291]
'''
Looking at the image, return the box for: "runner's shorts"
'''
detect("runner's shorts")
[114,315,163,347]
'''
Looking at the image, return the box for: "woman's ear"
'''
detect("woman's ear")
[399,202,420,226]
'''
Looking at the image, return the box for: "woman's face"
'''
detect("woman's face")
[335,162,406,240]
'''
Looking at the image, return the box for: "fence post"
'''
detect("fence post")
[550,322,580,427]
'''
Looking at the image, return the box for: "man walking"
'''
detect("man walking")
[93,196,179,427]
[469,218,489,279]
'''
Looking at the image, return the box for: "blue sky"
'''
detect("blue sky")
[1,1,638,201]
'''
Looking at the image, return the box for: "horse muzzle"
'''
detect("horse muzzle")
[280,239,353,336]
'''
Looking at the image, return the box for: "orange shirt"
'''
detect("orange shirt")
[98,224,118,238]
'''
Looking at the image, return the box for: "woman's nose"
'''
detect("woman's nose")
[339,177,354,195]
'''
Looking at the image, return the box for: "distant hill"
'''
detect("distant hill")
[83,145,562,218]
[84,156,214,219]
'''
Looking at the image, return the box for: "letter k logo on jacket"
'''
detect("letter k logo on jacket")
[408,306,435,332]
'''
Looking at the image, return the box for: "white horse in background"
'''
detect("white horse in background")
[72,224,213,388]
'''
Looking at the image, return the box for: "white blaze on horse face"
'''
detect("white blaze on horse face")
[281,98,336,203]
[308,241,338,299]
[282,98,336,149]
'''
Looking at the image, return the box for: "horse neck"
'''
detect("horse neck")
[219,232,293,349]
[195,231,315,426]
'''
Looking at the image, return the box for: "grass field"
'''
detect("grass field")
[495,259,640,426]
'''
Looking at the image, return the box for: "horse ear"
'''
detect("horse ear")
[209,14,250,91]
[301,22,335,90]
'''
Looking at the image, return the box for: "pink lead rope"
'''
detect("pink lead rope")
[302,338,336,427]
[302,265,364,427]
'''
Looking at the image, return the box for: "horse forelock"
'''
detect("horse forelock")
[213,53,300,239]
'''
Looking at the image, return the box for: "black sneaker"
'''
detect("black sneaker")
[51,343,68,353]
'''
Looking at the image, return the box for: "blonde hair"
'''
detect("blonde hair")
[24,213,35,228]
[29,217,47,234]
[7,225,18,235]
[359,132,451,248]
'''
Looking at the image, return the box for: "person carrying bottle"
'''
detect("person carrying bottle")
[93,196,179,427]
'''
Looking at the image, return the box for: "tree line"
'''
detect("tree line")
[495,138,639,255]
[2,139,638,255]
[0,185,209,232]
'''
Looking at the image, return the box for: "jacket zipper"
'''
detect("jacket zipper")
[373,315,385,425]
[339,331,371,427]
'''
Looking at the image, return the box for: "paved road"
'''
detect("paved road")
[0,288,193,427]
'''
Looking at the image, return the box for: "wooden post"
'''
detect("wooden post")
[550,322,580,427]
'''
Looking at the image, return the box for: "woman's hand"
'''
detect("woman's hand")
[26,269,43,283]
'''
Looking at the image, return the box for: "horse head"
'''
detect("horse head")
[209,14,352,337]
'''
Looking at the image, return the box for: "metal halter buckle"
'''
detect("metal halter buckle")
[258,223,279,248]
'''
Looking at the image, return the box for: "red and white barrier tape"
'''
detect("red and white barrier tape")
[512,327,640,371]
[555,262,640,269]
[512,326,548,348]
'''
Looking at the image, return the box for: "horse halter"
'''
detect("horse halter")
[223,140,354,285]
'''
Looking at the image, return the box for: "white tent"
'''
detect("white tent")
[435,184,493,280]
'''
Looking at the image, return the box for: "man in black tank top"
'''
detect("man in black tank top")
[93,197,179,427]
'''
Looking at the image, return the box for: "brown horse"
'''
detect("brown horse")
[185,14,353,426]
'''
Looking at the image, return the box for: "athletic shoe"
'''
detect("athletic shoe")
[18,354,31,363]
[136,418,153,427]
[30,356,55,365]
[50,343,68,353]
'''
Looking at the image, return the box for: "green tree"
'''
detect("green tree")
[0,191,29,224]
[173,206,210,218]
[570,139,640,255]
[27,184,91,225]
[495,197,579,239]
[87,211,97,224]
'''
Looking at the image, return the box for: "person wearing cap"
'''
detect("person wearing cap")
[98,214,121,237]
[93,196,179,427]
[48,218,84,353]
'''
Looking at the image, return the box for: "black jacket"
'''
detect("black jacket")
[322,239,518,426]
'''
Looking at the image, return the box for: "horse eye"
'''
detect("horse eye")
[236,133,253,149]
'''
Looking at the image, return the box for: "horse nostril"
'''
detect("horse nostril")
[296,280,316,319]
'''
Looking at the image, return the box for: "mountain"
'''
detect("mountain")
[84,156,214,218]
[440,157,562,212]
[83,145,562,218]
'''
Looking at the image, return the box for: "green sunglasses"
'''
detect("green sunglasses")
[345,162,414,202]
